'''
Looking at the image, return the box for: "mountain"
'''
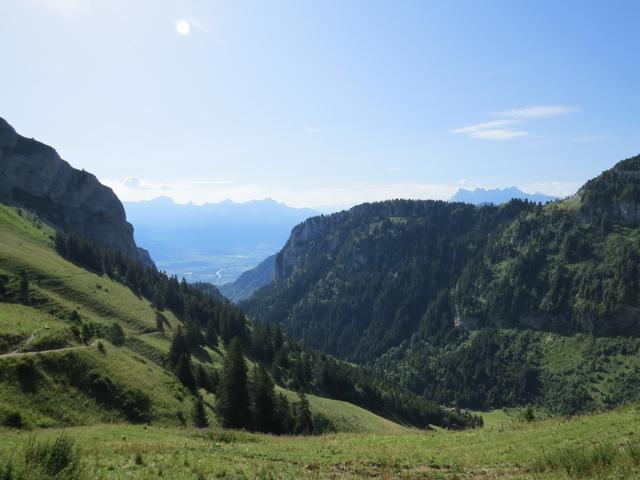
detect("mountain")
[450,186,557,205]
[218,254,276,302]
[242,154,640,412]
[0,117,152,267]
[124,197,317,284]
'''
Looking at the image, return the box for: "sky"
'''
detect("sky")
[1,0,639,209]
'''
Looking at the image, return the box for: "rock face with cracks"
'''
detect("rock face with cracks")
[0,117,152,267]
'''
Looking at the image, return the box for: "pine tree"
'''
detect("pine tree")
[195,365,211,392]
[273,393,293,434]
[19,270,29,305]
[155,312,165,335]
[294,391,313,435]
[192,396,209,428]
[108,322,125,346]
[185,321,204,350]
[175,354,197,393]
[0,277,5,301]
[250,365,276,433]
[205,319,218,348]
[215,338,250,429]
[169,326,190,367]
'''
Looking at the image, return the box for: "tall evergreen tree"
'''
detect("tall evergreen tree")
[19,270,29,305]
[273,393,294,434]
[294,391,313,435]
[215,338,250,429]
[169,326,190,368]
[108,322,125,346]
[195,364,212,392]
[175,354,197,393]
[250,365,276,433]
[205,318,218,348]
[192,396,209,428]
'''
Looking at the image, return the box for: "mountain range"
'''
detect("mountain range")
[450,186,557,205]
[124,197,316,284]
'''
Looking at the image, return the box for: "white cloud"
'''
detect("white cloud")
[530,181,581,197]
[451,119,516,134]
[469,129,528,140]
[452,119,527,140]
[453,104,576,141]
[493,105,575,119]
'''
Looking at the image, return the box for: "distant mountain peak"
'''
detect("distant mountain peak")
[450,186,557,205]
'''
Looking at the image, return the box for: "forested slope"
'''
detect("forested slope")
[243,154,640,412]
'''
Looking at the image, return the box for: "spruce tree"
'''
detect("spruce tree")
[215,338,250,429]
[108,322,125,346]
[294,391,313,435]
[175,354,197,393]
[273,393,293,434]
[185,321,204,350]
[205,319,218,348]
[195,365,211,392]
[19,270,29,305]
[169,326,190,367]
[192,396,209,428]
[250,365,276,433]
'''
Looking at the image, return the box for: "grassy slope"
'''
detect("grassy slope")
[0,204,405,434]
[1,406,639,479]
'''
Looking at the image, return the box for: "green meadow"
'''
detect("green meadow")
[2,407,640,479]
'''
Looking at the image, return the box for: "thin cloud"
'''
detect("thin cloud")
[451,119,516,134]
[471,129,528,140]
[453,104,576,141]
[530,181,581,197]
[452,119,527,140]
[494,105,576,119]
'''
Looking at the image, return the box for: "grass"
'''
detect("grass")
[0,406,639,478]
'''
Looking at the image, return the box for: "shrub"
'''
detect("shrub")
[134,451,144,465]
[24,434,81,478]
[1,410,23,429]
[533,442,618,477]
[0,460,14,480]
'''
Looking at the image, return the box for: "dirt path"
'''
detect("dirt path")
[0,340,100,359]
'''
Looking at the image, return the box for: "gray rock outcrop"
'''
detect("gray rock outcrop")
[0,117,153,267]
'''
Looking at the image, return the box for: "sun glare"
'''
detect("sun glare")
[175,19,191,36]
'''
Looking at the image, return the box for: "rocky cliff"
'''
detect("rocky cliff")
[0,117,152,267]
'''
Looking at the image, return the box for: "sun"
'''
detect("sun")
[175,19,191,36]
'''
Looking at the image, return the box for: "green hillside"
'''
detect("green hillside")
[0,202,468,435]
[243,155,640,413]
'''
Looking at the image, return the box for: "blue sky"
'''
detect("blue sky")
[1,0,639,208]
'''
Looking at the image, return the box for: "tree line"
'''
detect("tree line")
[54,230,482,431]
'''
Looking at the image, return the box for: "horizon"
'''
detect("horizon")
[2,0,639,209]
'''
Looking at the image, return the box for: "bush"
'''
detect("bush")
[1,410,23,429]
[533,442,618,477]
[24,434,82,478]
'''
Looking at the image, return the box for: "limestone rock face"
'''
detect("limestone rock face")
[0,117,152,267]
